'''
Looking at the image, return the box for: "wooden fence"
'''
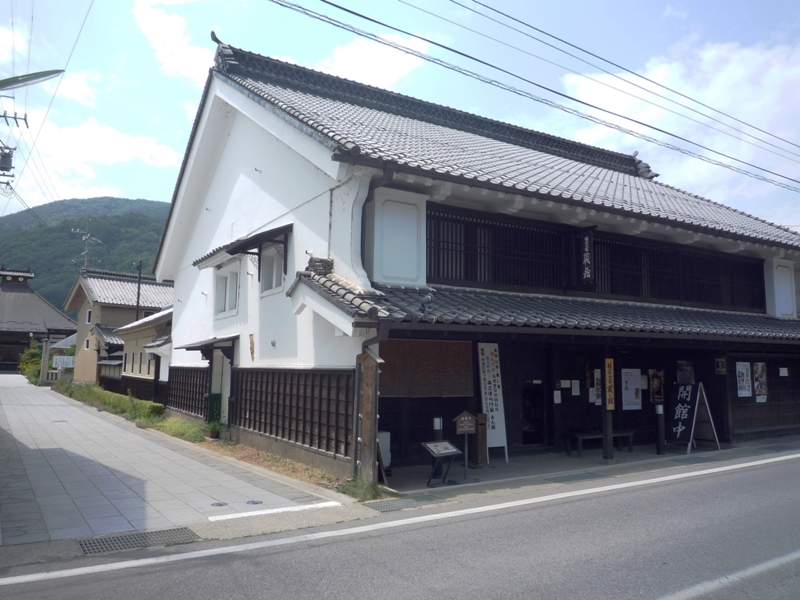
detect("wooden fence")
[166,367,210,417]
[230,368,355,458]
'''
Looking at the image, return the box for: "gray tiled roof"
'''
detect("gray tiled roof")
[144,335,171,349]
[0,285,76,334]
[92,325,124,347]
[296,272,800,342]
[80,270,173,309]
[214,43,800,250]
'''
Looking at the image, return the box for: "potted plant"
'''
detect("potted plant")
[201,421,222,439]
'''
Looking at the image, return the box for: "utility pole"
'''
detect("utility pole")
[71,220,102,269]
[134,260,143,321]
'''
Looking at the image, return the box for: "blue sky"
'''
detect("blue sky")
[1,0,800,230]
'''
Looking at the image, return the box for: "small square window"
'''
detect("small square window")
[84,338,90,350]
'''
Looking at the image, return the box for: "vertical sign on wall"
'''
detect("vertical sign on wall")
[581,228,595,284]
[478,343,509,463]
[604,358,615,410]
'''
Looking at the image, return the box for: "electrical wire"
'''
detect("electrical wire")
[24,0,35,114]
[313,0,800,189]
[14,0,94,187]
[467,0,800,152]
[266,0,800,194]
[397,0,800,165]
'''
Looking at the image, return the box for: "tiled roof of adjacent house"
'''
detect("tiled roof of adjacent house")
[80,269,173,309]
[115,307,173,334]
[295,271,800,342]
[91,325,124,347]
[211,41,800,250]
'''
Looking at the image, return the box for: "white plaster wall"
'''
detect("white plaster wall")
[364,188,429,286]
[764,257,797,318]
[167,90,373,370]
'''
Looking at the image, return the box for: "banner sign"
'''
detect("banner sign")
[604,358,615,410]
[580,228,594,283]
[477,343,509,463]
[665,382,720,454]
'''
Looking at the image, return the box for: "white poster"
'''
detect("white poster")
[736,362,752,397]
[477,343,509,463]
[621,368,642,410]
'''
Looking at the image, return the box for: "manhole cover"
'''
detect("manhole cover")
[363,495,443,513]
[247,500,263,505]
[78,527,200,555]
[212,502,227,507]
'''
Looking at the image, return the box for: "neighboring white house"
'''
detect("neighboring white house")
[154,36,800,482]
[114,307,173,403]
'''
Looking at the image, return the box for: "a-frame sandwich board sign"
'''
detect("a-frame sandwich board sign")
[666,382,721,454]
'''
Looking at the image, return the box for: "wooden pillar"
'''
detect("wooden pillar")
[552,344,563,451]
[358,352,380,483]
[603,356,615,460]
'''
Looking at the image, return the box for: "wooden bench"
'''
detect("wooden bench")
[565,430,634,457]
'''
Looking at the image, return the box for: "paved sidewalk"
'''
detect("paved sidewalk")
[0,374,341,545]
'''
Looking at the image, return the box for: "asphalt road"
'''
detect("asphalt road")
[4,454,800,599]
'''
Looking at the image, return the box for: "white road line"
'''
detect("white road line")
[2,452,799,587]
[658,548,800,600]
[208,501,340,521]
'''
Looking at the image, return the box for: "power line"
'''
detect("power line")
[397,0,800,165]
[468,0,800,153]
[267,0,800,194]
[15,0,94,189]
[312,0,800,190]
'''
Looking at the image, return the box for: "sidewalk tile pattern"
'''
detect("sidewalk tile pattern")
[0,375,328,545]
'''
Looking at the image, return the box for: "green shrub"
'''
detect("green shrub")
[337,478,399,502]
[53,382,165,418]
[19,342,41,384]
[149,417,204,442]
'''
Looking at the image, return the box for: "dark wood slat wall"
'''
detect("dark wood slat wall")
[231,368,355,458]
[379,339,473,398]
[166,367,210,417]
[427,204,766,311]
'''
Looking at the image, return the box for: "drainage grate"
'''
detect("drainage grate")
[78,527,200,555]
[364,495,443,513]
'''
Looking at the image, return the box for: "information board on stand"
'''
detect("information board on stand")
[477,343,509,463]
[665,382,721,454]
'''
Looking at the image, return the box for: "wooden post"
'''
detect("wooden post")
[603,357,614,460]
[357,352,380,484]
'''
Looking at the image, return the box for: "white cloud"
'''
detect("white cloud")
[11,112,181,206]
[0,26,26,65]
[556,40,800,226]
[131,0,214,88]
[43,71,97,108]
[315,34,429,90]
[662,4,689,19]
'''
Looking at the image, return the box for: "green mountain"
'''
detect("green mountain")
[0,197,171,312]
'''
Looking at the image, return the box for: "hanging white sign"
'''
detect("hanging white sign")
[477,343,509,464]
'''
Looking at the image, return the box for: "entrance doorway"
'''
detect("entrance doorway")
[521,382,547,445]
